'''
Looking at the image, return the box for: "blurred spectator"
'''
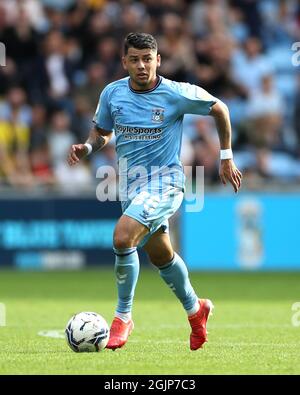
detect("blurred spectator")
[0,86,32,128]
[255,148,300,182]
[230,0,262,38]
[93,37,124,82]
[22,0,49,33]
[30,30,76,114]
[0,87,33,187]
[29,104,55,185]
[82,11,115,61]
[41,0,76,12]
[158,13,196,81]
[245,74,284,148]
[48,111,74,166]
[71,95,94,141]
[3,6,38,67]
[74,61,107,109]
[48,110,92,189]
[0,58,20,95]
[144,0,185,19]
[232,36,274,95]
[191,118,220,184]
[188,0,229,37]
[260,0,300,48]
[227,4,249,43]
[120,2,148,35]
[194,31,242,97]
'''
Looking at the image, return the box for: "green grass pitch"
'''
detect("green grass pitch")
[0,268,299,375]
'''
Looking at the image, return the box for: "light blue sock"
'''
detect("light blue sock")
[113,246,139,314]
[159,252,198,312]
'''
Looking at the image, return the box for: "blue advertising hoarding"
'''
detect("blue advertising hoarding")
[181,193,300,270]
[0,197,122,269]
[2,193,300,271]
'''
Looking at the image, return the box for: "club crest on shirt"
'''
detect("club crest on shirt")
[151,108,165,123]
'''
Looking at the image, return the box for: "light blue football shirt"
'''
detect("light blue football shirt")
[93,76,217,200]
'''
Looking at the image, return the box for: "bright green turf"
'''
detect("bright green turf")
[0,268,299,375]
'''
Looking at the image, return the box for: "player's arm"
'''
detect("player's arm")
[67,125,113,166]
[209,101,242,193]
[176,81,242,192]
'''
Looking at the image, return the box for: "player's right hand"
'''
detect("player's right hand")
[67,144,88,166]
[219,159,242,193]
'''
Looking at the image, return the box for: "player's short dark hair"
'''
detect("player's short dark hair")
[124,32,158,55]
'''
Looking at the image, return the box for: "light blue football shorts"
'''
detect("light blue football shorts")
[121,186,184,248]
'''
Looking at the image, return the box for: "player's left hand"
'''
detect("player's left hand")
[219,159,242,193]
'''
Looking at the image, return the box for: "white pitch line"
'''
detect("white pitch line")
[209,323,293,328]
[38,330,65,339]
[38,322,295,339]
[130,340,300,347]
[37,331,300,348]
[153,323,294,329]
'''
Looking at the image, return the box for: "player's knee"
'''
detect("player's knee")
[148,250,174,267]
[113,233,135,250]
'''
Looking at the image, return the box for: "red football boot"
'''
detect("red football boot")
[188,299,214,350]
[106,317,134,350]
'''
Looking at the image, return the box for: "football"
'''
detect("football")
[65,312,110,352]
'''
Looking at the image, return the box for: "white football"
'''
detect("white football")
[65,312,110,352]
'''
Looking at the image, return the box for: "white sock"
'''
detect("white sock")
[187,300,200,316]
[115,311,132,323]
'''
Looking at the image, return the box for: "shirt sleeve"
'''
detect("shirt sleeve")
[176,82,218,116]
[93,87,113,131]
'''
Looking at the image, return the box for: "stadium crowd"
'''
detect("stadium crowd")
[0,0,299,191]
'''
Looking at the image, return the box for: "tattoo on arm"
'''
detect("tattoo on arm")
[85,126,112,153]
